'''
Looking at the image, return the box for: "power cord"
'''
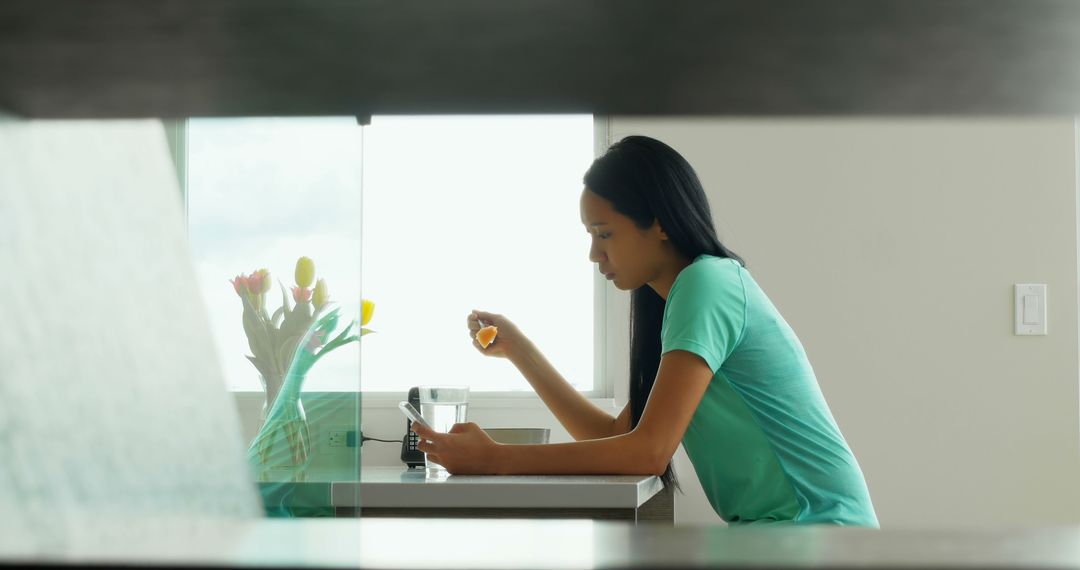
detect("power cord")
[360,432,404,445]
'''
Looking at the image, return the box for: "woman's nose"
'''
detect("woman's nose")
[588,243,605,264]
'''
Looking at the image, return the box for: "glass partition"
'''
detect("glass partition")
[185,116,364,516]
[181,114,594,517]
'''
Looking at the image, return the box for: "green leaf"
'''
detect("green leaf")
[279,283,291,316]
[240,296,276,364]
[245,355,273,381]
[360,328,375,336]
[306,313,356,358]
[271,306,285,327]
[293,300,312,320]
[315,335,359,359]
[326,320,355,346]
[276,335,303,379]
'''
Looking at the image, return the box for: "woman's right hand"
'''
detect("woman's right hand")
[467,309,528,360]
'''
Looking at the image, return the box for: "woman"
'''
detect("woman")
[410,135,879,527]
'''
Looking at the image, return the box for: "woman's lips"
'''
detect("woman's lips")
[605,273,615,280]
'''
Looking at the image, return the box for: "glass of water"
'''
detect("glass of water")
[418,385,470,473]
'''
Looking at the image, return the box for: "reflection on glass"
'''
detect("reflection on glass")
[187,117,363,515]
[185,114,593,516]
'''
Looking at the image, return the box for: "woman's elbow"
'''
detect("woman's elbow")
[629,459,666,477]
[644,446,674,477]
[643,453,669,477]
[627,431,675,477]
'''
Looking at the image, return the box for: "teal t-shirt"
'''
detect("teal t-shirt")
[661,255,879,527]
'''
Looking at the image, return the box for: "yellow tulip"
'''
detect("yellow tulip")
[313,278,329,309]
[295,256,315,288]
[361,299,375,326]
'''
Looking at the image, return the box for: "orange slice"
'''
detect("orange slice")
[476,325,498,348]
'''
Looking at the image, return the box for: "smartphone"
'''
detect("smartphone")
[398,401,433,431]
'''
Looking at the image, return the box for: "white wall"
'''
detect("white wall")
[609,117,1080,528]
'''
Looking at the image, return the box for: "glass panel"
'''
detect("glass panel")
[184,114,593,517]
[187,116,363,515]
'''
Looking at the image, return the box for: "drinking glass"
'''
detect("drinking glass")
[418,386,470,473]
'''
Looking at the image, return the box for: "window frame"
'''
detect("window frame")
[167,115,615,404]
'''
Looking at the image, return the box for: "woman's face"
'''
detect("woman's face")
[579,188,668,291]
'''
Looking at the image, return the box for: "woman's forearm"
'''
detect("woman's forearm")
[509,341,620,441]
[493,430,664,476]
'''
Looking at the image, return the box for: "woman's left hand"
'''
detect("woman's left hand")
[410,421,503,475]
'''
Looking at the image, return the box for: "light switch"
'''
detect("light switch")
[1015,284,1047,335]
[1022,295,1039,325]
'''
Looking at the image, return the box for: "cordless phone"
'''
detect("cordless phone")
[400,387,425,468]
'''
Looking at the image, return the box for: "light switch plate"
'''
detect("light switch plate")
[1014,284,1047,335]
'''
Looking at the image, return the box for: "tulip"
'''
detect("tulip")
[312,279,329,309]
[247,271,265,296]
[292,286,312,304]
[230,275,245,296]
[256,268,272,294]
[295,256,315,289]
[361,299,375,326]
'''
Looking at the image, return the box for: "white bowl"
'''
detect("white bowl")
[482,428,550,444]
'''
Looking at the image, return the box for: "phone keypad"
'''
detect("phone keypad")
[407,421,420,450]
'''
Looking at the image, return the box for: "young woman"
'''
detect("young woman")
[410,135,879,527]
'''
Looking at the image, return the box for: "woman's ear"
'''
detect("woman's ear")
[653,218,669,240]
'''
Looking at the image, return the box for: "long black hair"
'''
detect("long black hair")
[583,135,745,491]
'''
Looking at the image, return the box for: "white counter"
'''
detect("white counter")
[339,466,664,509]
[257,467,671,522]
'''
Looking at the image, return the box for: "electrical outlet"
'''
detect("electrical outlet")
[328,429,348,448]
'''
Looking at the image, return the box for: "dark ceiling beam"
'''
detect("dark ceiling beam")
[2,0,1079,118]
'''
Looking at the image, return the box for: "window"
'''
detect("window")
[185,115,598,395]
[187,117,363,393]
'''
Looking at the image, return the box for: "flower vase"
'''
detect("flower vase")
[248,371,310,483]
[255,372,285,435]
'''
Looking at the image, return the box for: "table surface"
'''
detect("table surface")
[8,515,1080,569]
[329,466,665,509]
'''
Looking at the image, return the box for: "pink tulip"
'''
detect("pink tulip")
[231,270,271,302]
[248,271,265,295]
[292,286,312,303]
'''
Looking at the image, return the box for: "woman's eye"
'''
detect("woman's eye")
[598,232,612,239]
